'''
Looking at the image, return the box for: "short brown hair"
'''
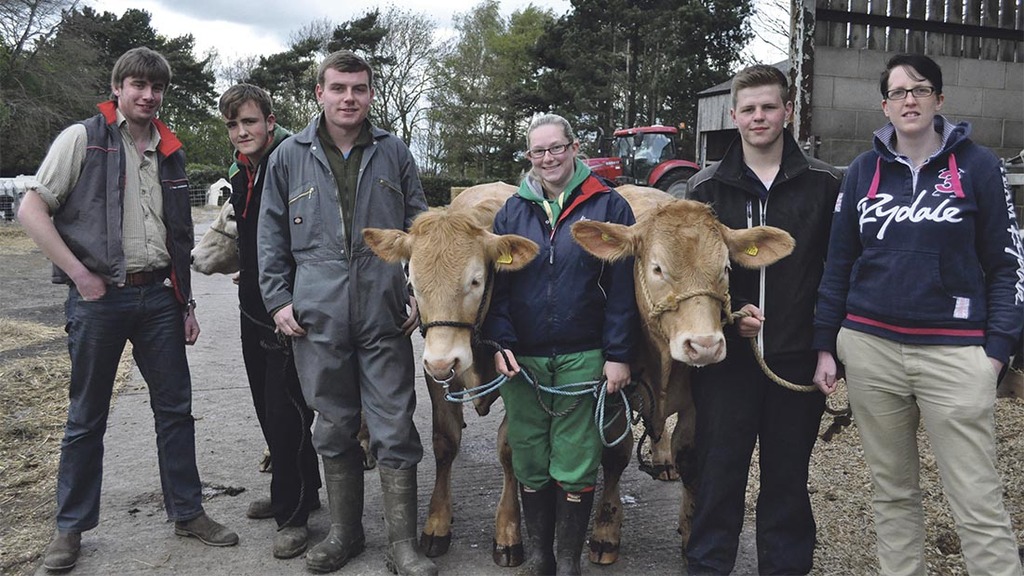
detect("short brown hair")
[219,83,273,119]
[317,50,374,88]
[110,47,171,89]
[731,64,790,107]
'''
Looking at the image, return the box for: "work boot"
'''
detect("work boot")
[274,525,309,559]
[246,496,275,519]
[306,451,366,573]
[247,494,321,520]
[554,487,595,576]
[42,530,81,572]
[174,512,239,546]
[517,484,556,575]
[379,465,437,576]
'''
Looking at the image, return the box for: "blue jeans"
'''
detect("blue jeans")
[57,283,203,532]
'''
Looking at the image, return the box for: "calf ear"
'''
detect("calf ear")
[720,224,795,268]
[486,233,539,271]
[571,221,635,262]
[363,228,413,263]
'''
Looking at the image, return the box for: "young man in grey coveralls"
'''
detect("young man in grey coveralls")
[257,49,434,576]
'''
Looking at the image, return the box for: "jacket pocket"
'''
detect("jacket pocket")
[287,183,322,253]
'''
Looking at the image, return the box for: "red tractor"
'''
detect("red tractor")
[583,125,700,198]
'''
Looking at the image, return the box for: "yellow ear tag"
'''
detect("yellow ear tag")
[745,244,759,256]
[601,233,612,242]
[497,252,513,265]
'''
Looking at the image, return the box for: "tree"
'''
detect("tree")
[0,0,75,70]
[533,0,753,157]
[243,37,320,131]
[429,1,557,180]
[0,6,220,174]
[372,7,443,144]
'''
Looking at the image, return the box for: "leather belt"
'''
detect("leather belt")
[122,267,171,287]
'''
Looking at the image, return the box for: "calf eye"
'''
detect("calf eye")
[470,278,481,288]
[652,264,663,277]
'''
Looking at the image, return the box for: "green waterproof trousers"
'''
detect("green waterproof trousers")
[500,349,605,492]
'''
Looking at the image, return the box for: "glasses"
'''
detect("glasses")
[885,86,936,100]
[526,142,573,159]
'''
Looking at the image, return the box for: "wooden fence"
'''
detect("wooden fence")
[813,0,1024,62]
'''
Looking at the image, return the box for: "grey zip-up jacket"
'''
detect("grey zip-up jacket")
[257,115,427,333]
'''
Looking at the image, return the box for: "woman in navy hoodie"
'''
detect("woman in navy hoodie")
[813,54,1024,575]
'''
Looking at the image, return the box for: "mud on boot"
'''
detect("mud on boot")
[306,451,366,573]
[517,483,556,576]
[379,465,437,576]
[554,487,594,576]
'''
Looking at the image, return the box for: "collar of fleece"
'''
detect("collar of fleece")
[517,158,597,225]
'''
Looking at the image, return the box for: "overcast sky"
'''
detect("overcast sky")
[85,0,574,61]
[85,0,785,66]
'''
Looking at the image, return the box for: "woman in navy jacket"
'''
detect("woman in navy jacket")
[813,54,1024,575]
[483,113,638,575]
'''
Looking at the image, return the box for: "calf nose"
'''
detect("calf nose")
[683,334,724,365]
[424,358,458,384]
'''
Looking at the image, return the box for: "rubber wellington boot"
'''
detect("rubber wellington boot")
[379,465,438,576]
[554,487,595,576]
[305,451,366,573]
[517,484,556,576]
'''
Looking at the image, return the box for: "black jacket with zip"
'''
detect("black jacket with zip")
[686,130,842,357]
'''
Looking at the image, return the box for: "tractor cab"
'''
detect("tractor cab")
[584,125,700,198]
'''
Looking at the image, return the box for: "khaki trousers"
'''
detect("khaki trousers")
[837,328,1021,576]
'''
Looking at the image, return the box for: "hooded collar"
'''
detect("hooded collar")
[866,116,967,199]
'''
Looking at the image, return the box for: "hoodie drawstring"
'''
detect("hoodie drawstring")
[865,153,964,200]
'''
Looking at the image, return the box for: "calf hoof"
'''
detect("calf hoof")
[362,448,377,471]
[588,538,620,565]
[420,531,451,558]
[492,539,524,567]
[642,463,678,481]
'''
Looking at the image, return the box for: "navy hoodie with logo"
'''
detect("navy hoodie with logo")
[813,117,1024,364]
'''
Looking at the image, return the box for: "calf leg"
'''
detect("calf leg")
[649,428,679,481]
[358,412,375,470]
[588,434,632,566]
[420,377,462,557]
[493,415,524,567]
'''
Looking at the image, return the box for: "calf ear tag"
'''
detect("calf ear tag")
[601,232,613,242]
[497,252,513,265]
[744,244,759,256]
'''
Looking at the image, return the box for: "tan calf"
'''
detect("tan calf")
[191,202,239,275]
[364,182,541,563]
[572,186,794,557]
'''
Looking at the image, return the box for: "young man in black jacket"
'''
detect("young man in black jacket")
[684,65,842,575]
[218,84,320,560]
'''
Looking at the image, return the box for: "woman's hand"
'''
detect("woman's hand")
[494,349,520,378]
[604,361,631,394]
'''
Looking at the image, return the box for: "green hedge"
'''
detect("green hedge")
[187,164,230,190]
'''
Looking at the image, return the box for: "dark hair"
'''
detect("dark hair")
[731,64,790,106]
[110,47,171,89]
[219,84,273,119]
[317,50,374,88]
[880,54,943,98]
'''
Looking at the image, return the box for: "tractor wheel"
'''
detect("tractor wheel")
[658,168,697,198]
